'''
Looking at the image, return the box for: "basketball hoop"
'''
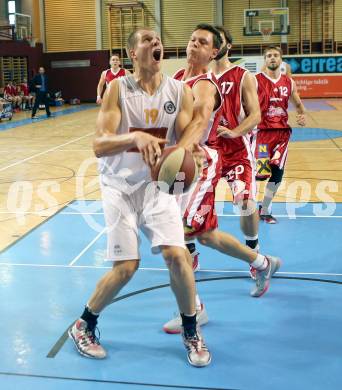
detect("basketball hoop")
[261,27,273,42]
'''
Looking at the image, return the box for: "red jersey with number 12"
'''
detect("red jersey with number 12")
[256,72,293,130]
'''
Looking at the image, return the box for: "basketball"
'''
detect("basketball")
[151,146,199,194]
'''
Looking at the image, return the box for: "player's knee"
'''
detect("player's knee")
[236,199,255,218]
[269,165,284,185]
[113,260,139,281]
[239,198,254,212]
[197,231,214,247]
[162,247,187,269]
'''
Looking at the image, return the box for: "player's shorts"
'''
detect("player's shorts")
[255,128,291,180]
[220,134,257,203]
[100,177,185,261]
[180,145,222,238]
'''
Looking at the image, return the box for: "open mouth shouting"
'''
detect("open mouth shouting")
[152,49,162,62]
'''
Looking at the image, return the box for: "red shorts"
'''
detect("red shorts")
[220,134,256,203]
[255,128,291,180]
[180,145,221,238]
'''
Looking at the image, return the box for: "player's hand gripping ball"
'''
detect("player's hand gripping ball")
[151,146,199,194]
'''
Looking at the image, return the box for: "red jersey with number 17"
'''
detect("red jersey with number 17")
[207,65,249,149]
[256,72,293,130]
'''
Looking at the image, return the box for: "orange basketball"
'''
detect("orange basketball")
[151,146,199,194]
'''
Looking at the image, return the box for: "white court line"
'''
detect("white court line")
[0,148,337,153]
[0,132,93,173]
[217,214,342,218]
[0,211,104,215]
[68,227,106,266]
[289,147,341,150]
[0,149,92,153]
[0,262,341,278]
[1,211,342,218]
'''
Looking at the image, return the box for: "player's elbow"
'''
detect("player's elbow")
[93,138,105,158]
[255,110,261,126]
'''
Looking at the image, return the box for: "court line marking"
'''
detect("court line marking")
[0,262,341,277]
[0,147,337,153]
[0,371,236,390]
[1,211,342,218]
[0,149,92,152]
[68,227,107,266]
[0,132,93,173]
[47,275,342,359]
[217,214,342,218]
[289,147,342,150]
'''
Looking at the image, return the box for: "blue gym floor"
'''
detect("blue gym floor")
[1,200,341,390]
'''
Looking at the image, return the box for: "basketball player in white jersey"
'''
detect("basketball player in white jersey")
[96,54,131,104]
[69,28,211,367]
[163,24,281,334]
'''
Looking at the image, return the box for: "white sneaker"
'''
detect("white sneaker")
[182,327,211,367]
[163,304,209,334]
[250,256,281,298]
[68,318,106,359]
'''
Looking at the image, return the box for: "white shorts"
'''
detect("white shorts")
[101,179,185,261]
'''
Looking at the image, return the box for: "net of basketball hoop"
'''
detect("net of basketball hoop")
[260,27,273,42]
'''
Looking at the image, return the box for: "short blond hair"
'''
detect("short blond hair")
[126,27,155,60]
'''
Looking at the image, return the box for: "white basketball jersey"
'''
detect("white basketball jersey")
[99,75,183,188]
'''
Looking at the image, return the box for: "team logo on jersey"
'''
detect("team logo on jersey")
[258,144,269,158]
[267,105,286,120]
[164,101,176,114]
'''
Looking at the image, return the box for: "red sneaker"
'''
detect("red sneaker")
[259,205,278,224]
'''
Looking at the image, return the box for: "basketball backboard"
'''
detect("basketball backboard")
[244,7,289,36]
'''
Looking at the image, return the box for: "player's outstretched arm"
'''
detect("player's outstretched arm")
[175,84,193,143]
[175,84,203,169]
[290,80,306,126]
[96,71,106,104]
[178,80,217,148]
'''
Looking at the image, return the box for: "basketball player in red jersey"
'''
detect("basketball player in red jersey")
[96,54,130,104]
[163,24,281,334]
[255,46,306,224]
[20,78,34,110]
[208,25,260,253]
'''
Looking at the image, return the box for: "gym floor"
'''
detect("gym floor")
[0,100,341,389]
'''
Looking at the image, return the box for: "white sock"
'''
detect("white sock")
[251,254,268,271]
[86,304,100,316]
[244,234,258,241]
[195,294,202,311]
